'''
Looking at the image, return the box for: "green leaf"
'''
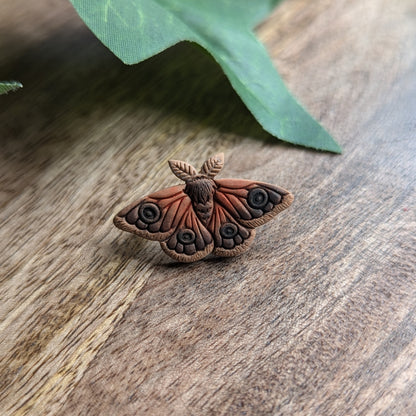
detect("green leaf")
[0,81,23,95]
[69,0,341,153]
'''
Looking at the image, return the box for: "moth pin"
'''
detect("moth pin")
[113,153,294,262]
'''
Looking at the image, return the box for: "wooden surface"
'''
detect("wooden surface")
[1,0,415,414]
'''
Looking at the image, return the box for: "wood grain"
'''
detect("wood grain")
[1,0,415,415]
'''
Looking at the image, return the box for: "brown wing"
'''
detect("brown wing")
[160,208,214,262]
[214,179,294,228]
[114,185,190,241]
[207,203,256,257]
[113,185,213,262]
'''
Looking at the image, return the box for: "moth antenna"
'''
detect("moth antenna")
[199,153,224,178]
[168,159,197,182]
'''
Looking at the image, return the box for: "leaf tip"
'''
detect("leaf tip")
[0,81,23,96]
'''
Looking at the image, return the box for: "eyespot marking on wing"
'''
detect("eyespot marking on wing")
[214,179,294,228]
[161,209,214,262]
[113,185,191,241]
[208,204,255,257]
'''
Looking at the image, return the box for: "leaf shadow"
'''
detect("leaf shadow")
[0,26,279,147]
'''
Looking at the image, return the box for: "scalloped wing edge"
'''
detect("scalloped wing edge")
[160,241,214,262]
[213,229,256,257]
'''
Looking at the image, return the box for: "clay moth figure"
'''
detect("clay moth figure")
[114,153,294,262]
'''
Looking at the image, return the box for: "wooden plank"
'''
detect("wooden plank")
[0,0,415,415]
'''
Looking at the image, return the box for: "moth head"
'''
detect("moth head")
[184,176,216,203]
[168,155,223,223]
[184,177,216,222]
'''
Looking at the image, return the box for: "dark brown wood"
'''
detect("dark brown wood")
[0,0,415,414]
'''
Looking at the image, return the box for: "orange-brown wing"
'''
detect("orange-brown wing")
[114,185,190,241]
[207,203,256,257]
[113,185,213,262]
[214,179,294,229]
[160,208,214,262]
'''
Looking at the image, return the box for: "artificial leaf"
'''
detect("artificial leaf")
[69,0,341,153]
[0,81,23,95]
